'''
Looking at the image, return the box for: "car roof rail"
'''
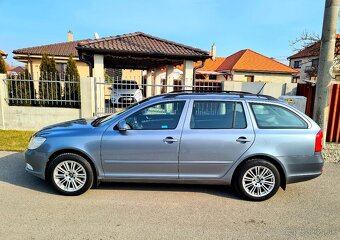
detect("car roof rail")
[165,90,277,100]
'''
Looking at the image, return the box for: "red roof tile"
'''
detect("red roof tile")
[217,49,298,73]
[77,32,210,58]
[176,57,226,72]
[13,40,88,57]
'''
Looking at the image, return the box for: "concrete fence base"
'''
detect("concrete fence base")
[222,81,297,98]
[0,74,95,131]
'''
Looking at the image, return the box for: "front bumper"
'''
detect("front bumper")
[24,149,49,180]
[281,153,324,184]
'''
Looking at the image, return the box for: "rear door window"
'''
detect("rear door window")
[250,103,308,129]
[190,101,246,129]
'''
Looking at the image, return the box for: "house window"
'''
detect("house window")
[293,60,302,69]
[311,58,319,67]
[195,74,205,79]
[245,75,254,82]
[209,75,217,80]
[292,76,300,83]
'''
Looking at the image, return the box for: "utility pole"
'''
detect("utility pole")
[313,0,339,142]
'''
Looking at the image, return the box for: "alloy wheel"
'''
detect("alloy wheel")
[53,160,87,192]
[242,166,275,197]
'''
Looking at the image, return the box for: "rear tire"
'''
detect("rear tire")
[47,153,94,196]
[235,159,280,201]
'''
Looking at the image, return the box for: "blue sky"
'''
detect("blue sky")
[0,0,325,66]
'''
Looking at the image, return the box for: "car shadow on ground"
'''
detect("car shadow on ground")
[0,152,57,195]
[0,151,241,199]
[98,182,241,199]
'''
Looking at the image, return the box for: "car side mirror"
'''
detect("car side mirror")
[117,120,130,131]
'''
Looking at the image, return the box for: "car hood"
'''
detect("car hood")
[36,118,95,135]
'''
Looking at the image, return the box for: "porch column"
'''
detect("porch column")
[183,60,194,90]
[154,68,162,95]
[166,65,174,93]
[146,69,153,98]
[93,54,105,114]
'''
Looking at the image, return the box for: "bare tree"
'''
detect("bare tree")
[290,30,321,53]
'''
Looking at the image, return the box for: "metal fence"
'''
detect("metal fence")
[95,76,223,116]
[4,73,81,108]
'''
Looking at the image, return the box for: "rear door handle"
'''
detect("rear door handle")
[163,137,178,144]
[236,137,251,143]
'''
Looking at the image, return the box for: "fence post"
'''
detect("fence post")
[146,69,153,97]
[0,74,7,129]
[166,65,174,93]
[80,77,95,118]
[183,60,194,90]
[154,68,162,95]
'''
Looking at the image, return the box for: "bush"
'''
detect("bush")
[39,55,61,106]
[64,56,80,108]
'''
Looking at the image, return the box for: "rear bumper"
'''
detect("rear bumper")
[280,153,324,184]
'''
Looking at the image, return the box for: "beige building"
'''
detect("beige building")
[12,31,142,81]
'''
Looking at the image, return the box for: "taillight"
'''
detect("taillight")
[315,130,323,152]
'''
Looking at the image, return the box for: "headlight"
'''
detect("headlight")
[28,136,46,150]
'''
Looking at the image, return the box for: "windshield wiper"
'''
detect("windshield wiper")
[91,115,109,127]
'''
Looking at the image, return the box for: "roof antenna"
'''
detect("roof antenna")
[257,83,266,95]
[94,32,100,39]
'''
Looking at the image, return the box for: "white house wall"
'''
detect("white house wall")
[232,71,293,84]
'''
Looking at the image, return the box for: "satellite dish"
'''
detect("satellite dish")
[94,32,100,39]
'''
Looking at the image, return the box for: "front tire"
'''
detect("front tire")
[235,159,280,201]
[47,153,94,196]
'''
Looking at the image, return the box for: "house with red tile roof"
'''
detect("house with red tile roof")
[13,32,92,80]
[168,48,297,84]
[13,31,210,83]
[287,34,340,82]
[216,49,297,84]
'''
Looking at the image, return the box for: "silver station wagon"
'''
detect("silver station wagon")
[25,92,324,201]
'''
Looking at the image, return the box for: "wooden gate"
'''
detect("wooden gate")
[327,83,340,142]
[296,83,315,117]
[297,82,340,143]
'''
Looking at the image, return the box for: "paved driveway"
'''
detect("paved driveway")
[0,151,339,240]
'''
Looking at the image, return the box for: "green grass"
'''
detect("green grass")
[0,130,36,152]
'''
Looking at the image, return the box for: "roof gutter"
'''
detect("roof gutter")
[78,49,93,77]
[192,59,207,85]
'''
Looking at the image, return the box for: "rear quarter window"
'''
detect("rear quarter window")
[250,103,308,129]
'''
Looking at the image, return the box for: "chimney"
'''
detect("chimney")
[211,43,216,61]
[67,31,73,42]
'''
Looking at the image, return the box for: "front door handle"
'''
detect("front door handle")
[163,137,178,144]
[236,136,251,143]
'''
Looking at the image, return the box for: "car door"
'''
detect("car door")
[179,100,255,179]
[101,100,188,179]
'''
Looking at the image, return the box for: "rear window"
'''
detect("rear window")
[190,101,246,129]
[250,103,308,129]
